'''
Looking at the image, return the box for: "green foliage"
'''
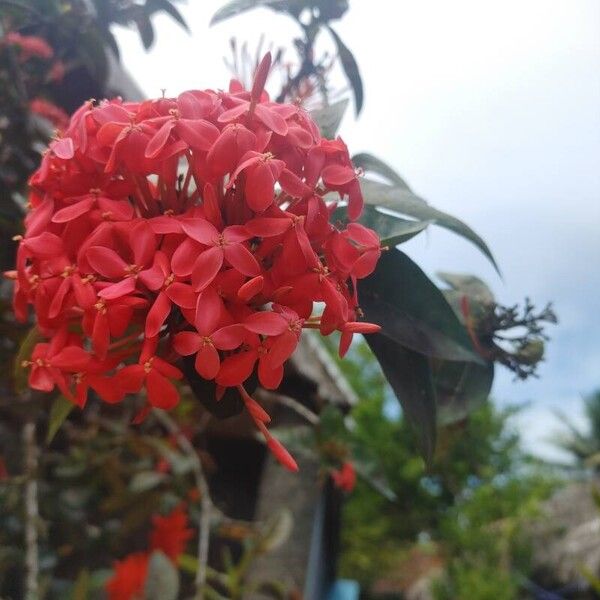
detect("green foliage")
[46,396,74,444]
[433,475,553,600]
[326,337,556,596]
[555,389,600,470]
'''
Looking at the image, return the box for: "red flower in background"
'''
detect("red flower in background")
[9,52,382,472]
[30,98,69,130]
[106,553,148,600]
[106,505,193,600]
[331,461,356,493]
[4,32,54,61]
[150,504,194,563]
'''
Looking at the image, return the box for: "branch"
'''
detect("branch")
[152,409,212,600]
[22,420,39,600]
[256,389,320,426]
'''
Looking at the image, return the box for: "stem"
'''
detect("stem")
[22,420,39,600]
[152,409,212,600]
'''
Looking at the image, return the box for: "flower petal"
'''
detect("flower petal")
[192,246,223,292]
[244,311,287,336]
[146,369,180,409]
[145,291,172,338]
[87,246,127,279]
[223,243,260,277]
[173,331,202,356]
[216,350,257,387]
[194,344,220,380]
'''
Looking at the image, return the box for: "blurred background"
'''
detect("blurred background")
[1,1,599,599]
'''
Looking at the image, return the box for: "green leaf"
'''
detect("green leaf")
[47,396,75,444]
[14,326,41,393]
[129,471,167,493]
[309,98,349,138]
[145,0,190,32]
[136,13,155,49]
[79,27,109,86]
[359,248,482,363]
[257,509,293,553]
[432,359,494,426]
[437,272,495,305]
[335,205,430,246]
[210,0,293,25]
[101,28,121,60]
[144,551,179,600]
[71,568,90,600]
[326,25,363,116]
[360,179,500,274]
[352,152,411,189]
[366,334,437,463]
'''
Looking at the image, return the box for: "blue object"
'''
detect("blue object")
[327,579,360,600]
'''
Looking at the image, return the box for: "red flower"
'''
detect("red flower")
[150,505,194,562]
[182,220,259,291]
[331,461,356,492]
[22,328,89,400]
[105,505,193,599]
[106,552,148,600]
[173,288,246,380]
[117,337,182,409]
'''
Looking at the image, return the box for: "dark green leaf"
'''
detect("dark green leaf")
[309,98,349,138]
[359,248,482,363]
[144,551,179,600]
[326,25,363,115]
[366,334,437,463]
[101,29,121,60]
[145,0,190,32]
[352,152,410,189]
[317,0,349,21]
[432,359,494,426]
[136,13,155,49]
[210,0,293,25]
[47,396,74,444]
[71,568,90,600]
[359,179,500,274]
[335,205,430,246]
[78,27,109,86]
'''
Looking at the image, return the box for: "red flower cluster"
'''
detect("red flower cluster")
[106,505,193,600]
[9,53,381,471]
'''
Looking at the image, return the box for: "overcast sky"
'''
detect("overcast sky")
[114,0,600,459]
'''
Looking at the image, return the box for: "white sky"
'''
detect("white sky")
[114,0,600,459]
